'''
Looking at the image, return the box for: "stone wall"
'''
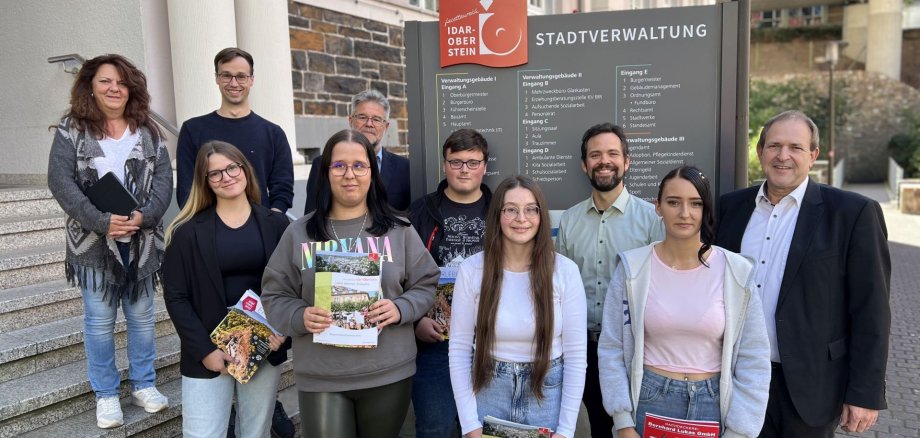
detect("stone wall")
[287,1,408,154]
[754,72,920,182]
[752,30,920,90]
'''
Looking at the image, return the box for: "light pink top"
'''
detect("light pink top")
[643,247,726,373]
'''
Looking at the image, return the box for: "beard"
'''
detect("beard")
[589,164,624,192]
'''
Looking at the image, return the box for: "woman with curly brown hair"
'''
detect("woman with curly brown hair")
[47,54,172,429]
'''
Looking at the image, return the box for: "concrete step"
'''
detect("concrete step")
[0,280,80,334]
[0,188,62,220]
[18,376,184,438]
[0,333,181,437]
[0,214,65,252]
[0,298,174,384]
[0,243,66,289]
[16,359,299,438]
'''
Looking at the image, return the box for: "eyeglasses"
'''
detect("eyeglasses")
[501,205,540,220]
[330,161,371,177]
[446,159,483,170]
[206,163,243,182]
[351,114,387,127]
[216,73,252,84]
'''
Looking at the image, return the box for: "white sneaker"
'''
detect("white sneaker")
[96,397,124,429]
[131,386,168,413]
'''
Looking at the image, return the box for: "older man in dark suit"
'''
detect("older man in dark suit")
[304,89,410,214]
[715,110,891,437]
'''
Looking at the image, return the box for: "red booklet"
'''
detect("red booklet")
[643,413,719,438]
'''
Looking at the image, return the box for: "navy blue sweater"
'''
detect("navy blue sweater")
[176,111,294,211]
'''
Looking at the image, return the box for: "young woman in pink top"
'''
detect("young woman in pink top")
[597,166,771,438]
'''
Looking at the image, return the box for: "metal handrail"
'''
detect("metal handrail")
[48,54,180,137]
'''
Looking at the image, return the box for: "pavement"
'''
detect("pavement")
[835,184,920,438]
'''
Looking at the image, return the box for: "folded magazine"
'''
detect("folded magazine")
[313,251,383,348]
[426,266,457,340]
[209,290,281,384]
[482,416,553,438]
[643,413,719,438]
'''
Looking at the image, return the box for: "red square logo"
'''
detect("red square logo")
[241,296,258,312]
[440,0,528,68]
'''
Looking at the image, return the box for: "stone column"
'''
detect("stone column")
[166,0,237,128]
[866,0,902,80]
[842,3,868,63]
[235,0,303,164]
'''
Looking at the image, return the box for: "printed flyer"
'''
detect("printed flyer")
[427,266,457,340]
[210,290,281,384]
[313,251,382,348]
[643,413,720,438]
[482,415,552,438]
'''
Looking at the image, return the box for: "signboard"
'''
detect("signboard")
[407,4,741,209]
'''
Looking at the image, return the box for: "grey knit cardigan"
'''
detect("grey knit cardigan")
[47,117,173,302]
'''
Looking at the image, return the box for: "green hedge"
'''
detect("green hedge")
[751,25,843,43]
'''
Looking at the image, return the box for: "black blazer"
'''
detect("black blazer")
[163,204,292,379]
[715,180,891,426]
[304,149,411,215]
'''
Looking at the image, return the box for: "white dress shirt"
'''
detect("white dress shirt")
[740,177,809,362]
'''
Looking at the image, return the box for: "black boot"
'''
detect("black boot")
[271,399,295,438]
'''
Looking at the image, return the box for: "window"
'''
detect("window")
[753,9,781,28]
[529,0,543,7]
[409,0,438,12]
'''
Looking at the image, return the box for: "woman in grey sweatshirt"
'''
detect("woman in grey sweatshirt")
[262,129,439,438]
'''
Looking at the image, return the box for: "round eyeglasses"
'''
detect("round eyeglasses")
[330,161,371,177]
[206,163,243,182]
[501,205,540,220]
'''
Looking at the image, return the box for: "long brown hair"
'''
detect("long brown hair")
[63,54,160,140]
[473,175,556,398]
[165,141,261,245]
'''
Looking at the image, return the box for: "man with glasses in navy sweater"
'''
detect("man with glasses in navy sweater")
[176,47,294,213]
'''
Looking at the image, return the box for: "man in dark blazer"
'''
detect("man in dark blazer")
[715,110,891,437]
[304,89,410,215]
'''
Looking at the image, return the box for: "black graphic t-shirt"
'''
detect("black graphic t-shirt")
[437,196,487,267]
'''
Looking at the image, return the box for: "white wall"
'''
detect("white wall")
[0,0,180,182]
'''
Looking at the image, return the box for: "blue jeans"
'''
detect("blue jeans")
[635,369,721,436]
[79,242,156,398]
[412,341,459,437]
[476,356,564,431]
[181,363,282,438]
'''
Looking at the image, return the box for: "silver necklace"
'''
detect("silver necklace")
[330,212,368,252]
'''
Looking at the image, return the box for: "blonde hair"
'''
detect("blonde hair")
[164,141,261,245]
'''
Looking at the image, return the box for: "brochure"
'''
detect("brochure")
[643,413,720,438]
[313,251,382,348]
[482,415,553,438]
[426,266,457,340]
[209,290,281,384]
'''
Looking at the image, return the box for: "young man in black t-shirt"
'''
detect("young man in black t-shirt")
[408,129,491,438]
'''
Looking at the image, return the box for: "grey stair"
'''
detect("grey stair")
[0,188,62,220]
[0,214,66,252]
[0,333,181,437]
[0,244,66,289]
[0,299,174,383]
[0,280,80,334]
[17,360,299,438]
[17,376,184,438]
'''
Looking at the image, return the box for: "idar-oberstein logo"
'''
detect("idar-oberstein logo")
[440,0,528,68]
